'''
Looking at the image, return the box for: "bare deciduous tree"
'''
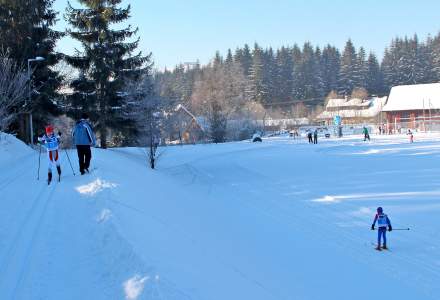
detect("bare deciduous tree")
[191,62,249,142]
[0,53,29,133]
[351,87,369,100]
[123,74,162,169]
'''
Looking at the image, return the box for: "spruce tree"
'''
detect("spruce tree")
[415,35,434,84]
[384,35,435,87]
[263,47,276,104]
[213,51,223,69]
[239,44,253,77]
[313,46,325,99]
[247,43,268,104]
[356,46,367,89]
[432,33,440,81]
[321,45,340,96]
[338,39,359,96]
[225,49,233,67]
[275,46,293,102]
[292,43,323,100]
[0,0,63,141]
[292,47,305,100]
[365,52,384,95]
[65,0,150,148]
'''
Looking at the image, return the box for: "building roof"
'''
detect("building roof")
[382,83,440,112]
[317,97,387,120]
[326,97,371,108]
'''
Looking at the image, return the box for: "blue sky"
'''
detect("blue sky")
[54,0,440,70]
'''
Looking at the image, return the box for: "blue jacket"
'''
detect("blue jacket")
[38,134,61,151]
[372,213,391,228]
[72,119,96,146]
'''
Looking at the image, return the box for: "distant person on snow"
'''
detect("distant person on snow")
[307,131,313,143]
[313,129,318,144]
[72,113,96,175]
[407,129,414,143]
[363,127,370,141]
[371,207,392,250]
[38,125,62,184]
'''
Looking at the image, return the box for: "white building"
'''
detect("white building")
[316,97,387,125]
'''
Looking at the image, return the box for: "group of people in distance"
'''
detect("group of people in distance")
[307,129,318,144]
[37,113,96,184]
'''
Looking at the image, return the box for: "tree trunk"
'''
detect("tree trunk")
[100,126,107,149]
[99,83,107,149]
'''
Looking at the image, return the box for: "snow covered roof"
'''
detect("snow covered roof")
[317,97,387,120]
[326,98,371,108]
[382,83,440,112]
[175,104,198,120]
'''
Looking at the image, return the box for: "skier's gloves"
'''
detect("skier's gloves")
[371,225,375,230]
[388,226,392,232]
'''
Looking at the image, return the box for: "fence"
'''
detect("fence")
[382,115,440,134]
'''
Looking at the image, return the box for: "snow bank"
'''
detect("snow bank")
[76,178,117,196]
[0,132,33,165]
[123,275,148,300]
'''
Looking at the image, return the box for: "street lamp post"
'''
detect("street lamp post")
[27,56,45,145]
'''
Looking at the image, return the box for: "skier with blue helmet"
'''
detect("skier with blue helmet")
[371,207,392,250]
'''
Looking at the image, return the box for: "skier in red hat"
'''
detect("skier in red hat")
[38,125,62,184]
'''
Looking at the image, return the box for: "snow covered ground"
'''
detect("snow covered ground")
[1,132,440,299]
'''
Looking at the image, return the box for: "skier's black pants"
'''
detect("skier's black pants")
[76,145,92,173]
[313,136,318,144]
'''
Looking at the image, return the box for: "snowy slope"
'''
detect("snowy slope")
[1,132,440,299]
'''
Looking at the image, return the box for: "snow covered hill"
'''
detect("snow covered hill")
[1,132,440,299]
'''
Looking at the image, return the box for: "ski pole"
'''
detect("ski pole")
[372,228,410,231]
[37,143,42,180]
[64,148,76,176]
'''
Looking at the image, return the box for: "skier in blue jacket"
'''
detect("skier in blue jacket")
[72,113,96,175]
[371,207,392,250]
